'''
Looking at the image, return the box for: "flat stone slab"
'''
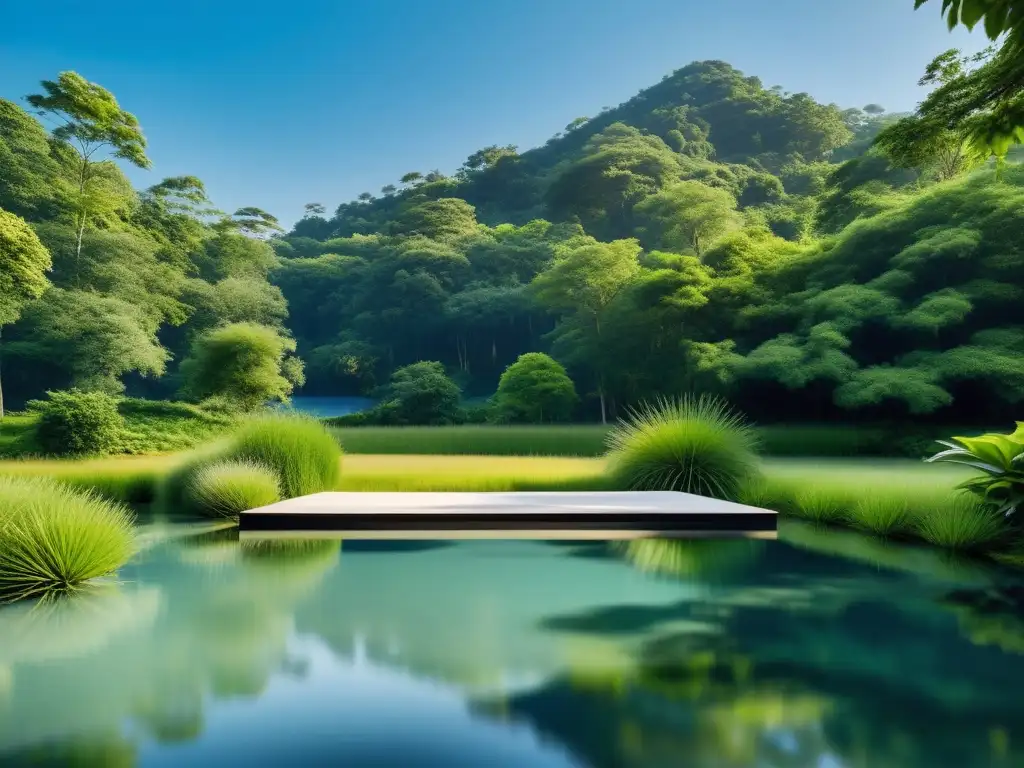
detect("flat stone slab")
[238,491,776,539]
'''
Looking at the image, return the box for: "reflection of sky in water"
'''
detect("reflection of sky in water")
[0,530,1022,766]
[136,636,583,768]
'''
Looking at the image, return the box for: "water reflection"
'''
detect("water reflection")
[0,530,1021,766]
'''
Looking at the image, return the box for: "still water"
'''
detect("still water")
[1,524,1024,767]
[281,396,375,418]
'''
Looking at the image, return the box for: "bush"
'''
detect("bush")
[28,390,125,457]
[369,361,462,425]
[219,413,341,498]
[185,459,281,520]
[605,395,760,499]
[915,493,1008,550]
[491,353,578,423]
[0,476,135,601]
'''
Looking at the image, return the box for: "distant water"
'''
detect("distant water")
[279,396,375,418]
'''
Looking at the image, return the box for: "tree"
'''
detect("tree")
[26,72,150,263]
[400,171,423,186]
[0,99,61,219]
[375,361,461,425]
[493,352,578,423]
[381,185,397,196]
[634,182,742,256]
[358,192,373,202]
[908,1,1024,159]
[303,202,326,217]
[531,238,642,422]
[179,322,303,410]
[0,208,51,416]
[222,206,283,238]
[9,287,167,394]
[874,50,985,180]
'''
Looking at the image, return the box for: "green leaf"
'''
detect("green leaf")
[959,0,987,29]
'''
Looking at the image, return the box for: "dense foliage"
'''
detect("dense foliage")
[28,389,125,456]
[3,47,1021,426]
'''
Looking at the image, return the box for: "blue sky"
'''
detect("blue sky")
[1,0,989,229]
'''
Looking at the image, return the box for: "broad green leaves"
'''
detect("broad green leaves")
[926,422,1024,517]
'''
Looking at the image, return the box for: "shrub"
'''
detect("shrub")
[0,476,135,601]
[220,413,341,497]
[605,395,759,499]
[185,459,281,520]
[28,390,125,456]
[179,322,304,411]
[492,353,578,423]
[915,493,1008,550]
[847,495,913,537]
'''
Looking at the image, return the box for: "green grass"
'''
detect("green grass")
[330,424,610,456]
[0,476,136,601]
[847,496,914,537]
[222,414,340,497]
[915,494,1009,551]
[0,399,235,459]
[0,455,174,504]
[185,459,281,520]
[605,396,759,498]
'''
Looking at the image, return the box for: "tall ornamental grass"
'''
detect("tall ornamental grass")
[605,395,759,499]
[0,476,136,601]
[159,413,341,518]
[185,459,281,520]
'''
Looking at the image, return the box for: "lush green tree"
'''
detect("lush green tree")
[375,361,462,425]
[634,181,742,255]
[221,206,283,238]
[26,72,151,263]
[179,322,303,410]
[8,288,168,394]
[0,99,61,219]
[0,208,51,416]
[531,238,642,422]
[492,352,577,423]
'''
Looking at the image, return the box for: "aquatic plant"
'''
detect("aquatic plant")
[185,459,281,520]
[915,493,1007,551]
[605,395,759,499]
[220,413,341,497]
[0,476,135,601]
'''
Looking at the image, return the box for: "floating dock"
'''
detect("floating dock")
[237,491,777,540]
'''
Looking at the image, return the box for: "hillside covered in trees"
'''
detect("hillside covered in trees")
[2,49,1022,425]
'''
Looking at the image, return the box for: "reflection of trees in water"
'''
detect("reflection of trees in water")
[942,586,1024,656]
[614,538,766,582]
[493,572,1024,768]
[0,531,341,761]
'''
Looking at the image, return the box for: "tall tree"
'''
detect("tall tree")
[634,182,742,256]
[0,209,51,417]
[531,238,642,422]
[26,72,150,264]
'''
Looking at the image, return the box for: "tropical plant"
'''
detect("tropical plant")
[925,422,1024,519]
[0,476,135,601]
[605,395,760,499]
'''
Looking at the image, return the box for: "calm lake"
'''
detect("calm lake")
[1,524,1023,766]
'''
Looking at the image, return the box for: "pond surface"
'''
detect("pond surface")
[279,396,375,418]
[2,524,1024,767]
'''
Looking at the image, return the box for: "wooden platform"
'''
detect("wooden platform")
[237,491,777,540]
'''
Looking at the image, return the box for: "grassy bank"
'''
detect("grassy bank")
[0,452,969,503]
[0,399,235,458]
[329,423,986,459]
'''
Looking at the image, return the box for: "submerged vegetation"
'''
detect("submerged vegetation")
[0,476,135,600]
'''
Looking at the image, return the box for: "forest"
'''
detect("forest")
[2,14,1023,428]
